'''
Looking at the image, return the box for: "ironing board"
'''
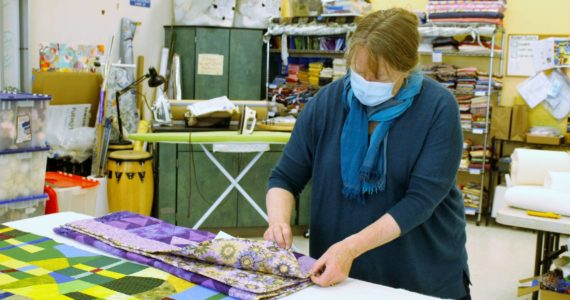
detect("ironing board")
[128,132,291,229]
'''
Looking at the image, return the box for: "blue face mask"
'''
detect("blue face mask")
[350,69,395,107]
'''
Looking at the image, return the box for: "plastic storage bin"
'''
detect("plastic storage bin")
[45,172,99,216]
[0,92,50,151]
[0,147,49,200]
[0,194,47,222]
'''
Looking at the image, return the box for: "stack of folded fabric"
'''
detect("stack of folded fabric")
[461,182,484,212]
[309,61,324,86]
[287,64,300,83]
[427,0,507,25]
[319,67,334,86]
[470,96,488,115]
[333,58,347,80]
[298,69,309,85]
[460,139,473,169]
[458,35,502,53]
[423,63,457,91]
[55,212,316,299]
[432,36,460,51]
[476,72,503,95]
[456,67,478,96]
[457,94,473,130]
[469,145,492,170]
[461,113,473,131]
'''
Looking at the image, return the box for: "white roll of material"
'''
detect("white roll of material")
[506,186,570,216]
[511,149,570,186]
[545,172,570,193]
[88,176,109,217]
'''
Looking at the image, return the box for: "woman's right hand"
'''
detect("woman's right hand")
[263,222,293,249]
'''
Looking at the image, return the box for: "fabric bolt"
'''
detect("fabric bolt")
[429,11,504,19]
[0,225,229,300]
[55,211,314,299]
[268,76,469,299]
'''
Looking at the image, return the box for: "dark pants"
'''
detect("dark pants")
[458,271,472,300]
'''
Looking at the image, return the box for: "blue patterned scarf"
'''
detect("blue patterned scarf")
[341,71,424,202]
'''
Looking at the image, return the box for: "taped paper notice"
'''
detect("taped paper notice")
[16,115,32,144]
[517,72,551,108]
[197,54,224,76]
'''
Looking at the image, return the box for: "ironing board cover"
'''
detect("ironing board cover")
[55,211,314,299]
[0,225,229,299]
[127,131,291,144]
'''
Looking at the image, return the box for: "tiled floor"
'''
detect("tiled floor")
[290,219,543,300]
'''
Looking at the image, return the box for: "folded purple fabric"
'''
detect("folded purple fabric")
[55,211,314,299]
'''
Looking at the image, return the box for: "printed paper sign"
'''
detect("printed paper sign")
[197,54,224,76]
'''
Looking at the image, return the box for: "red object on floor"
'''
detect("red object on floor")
[44,185,59,214]
[45,172,99,189]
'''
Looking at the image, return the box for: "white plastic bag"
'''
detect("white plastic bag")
[49,127,95,163]
[175,0,236,27]
[234,0,281,29]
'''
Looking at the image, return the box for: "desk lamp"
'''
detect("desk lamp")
[113,67,164,145]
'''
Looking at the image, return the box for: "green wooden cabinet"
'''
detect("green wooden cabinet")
[164,26,264,100]
[155,143,311,230]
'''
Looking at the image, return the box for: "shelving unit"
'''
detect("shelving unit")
[265,21,505,225]
[263,19,356,99]
[420,23,506,225]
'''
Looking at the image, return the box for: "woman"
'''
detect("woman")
[264,8,470,300]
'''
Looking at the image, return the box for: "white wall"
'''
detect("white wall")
[29,0,172,95]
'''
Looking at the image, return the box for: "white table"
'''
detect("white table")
[4,212,440,300]
[497,206,570,300]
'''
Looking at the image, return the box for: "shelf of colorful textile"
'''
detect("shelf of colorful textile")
[460,182,486,215]
[426,0,507,26]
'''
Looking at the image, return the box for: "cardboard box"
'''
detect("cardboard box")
[542,289,570,300]
[519,277,570,300]
[32,71,102,126]
[526,134,564,145]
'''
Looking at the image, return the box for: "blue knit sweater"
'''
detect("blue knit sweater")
[268,76,469,299]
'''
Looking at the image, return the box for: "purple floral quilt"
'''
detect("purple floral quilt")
[55,211,315,299]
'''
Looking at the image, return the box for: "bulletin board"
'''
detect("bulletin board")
[507,33,570,77]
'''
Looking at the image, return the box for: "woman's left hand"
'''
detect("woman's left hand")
[309,240,357,287]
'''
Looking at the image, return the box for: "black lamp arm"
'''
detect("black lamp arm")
[116,73,150,97]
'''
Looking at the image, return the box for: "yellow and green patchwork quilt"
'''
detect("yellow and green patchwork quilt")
[0,225,230,300]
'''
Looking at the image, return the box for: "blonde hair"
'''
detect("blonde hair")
[347,8,420,75]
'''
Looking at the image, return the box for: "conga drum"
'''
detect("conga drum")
[106,150,153,215]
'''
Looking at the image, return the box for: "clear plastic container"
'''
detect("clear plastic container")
[0,194,47,222]
[53,186,98,216]
[0,147,49,201]
[0,92,50,151]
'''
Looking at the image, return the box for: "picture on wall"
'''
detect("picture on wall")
[39,43,105,72]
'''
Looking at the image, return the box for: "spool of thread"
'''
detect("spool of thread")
[88,176,109,217]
